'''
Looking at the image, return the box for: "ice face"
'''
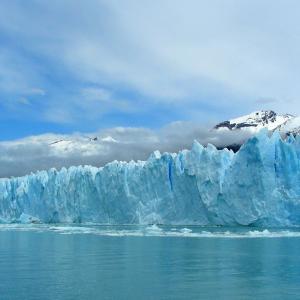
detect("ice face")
[0,130,300,226]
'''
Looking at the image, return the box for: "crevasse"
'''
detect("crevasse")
[1,129,300,226]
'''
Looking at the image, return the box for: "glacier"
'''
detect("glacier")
[1,129,300,227]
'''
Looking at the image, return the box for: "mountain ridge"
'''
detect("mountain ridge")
[214,110,296,132]
[214,110,300,151]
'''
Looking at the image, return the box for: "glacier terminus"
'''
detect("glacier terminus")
[1,129,300,227]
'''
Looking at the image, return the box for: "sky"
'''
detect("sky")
[1,0,300,176]
[1,0,300,139]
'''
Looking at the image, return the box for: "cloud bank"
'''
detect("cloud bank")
[0,122,253,178]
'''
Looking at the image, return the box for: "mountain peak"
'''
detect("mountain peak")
[214,110,294,132]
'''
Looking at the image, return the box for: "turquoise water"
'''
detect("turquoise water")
[0,225,300,300]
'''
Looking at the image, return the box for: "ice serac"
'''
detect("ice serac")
[0,130,300,226]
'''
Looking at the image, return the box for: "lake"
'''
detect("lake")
[0,224,300,300]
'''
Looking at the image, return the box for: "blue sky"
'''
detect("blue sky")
[1,0,300,140]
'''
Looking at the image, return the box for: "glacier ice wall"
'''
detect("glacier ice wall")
[1,130,300,226]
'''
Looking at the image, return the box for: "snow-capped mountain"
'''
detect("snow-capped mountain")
[214,110,294,132]
[213,110,300,152]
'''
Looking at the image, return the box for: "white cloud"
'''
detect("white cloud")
[0,121,254,178]
[0,0,300,122]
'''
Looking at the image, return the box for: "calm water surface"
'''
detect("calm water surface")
[0,225,300,300]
